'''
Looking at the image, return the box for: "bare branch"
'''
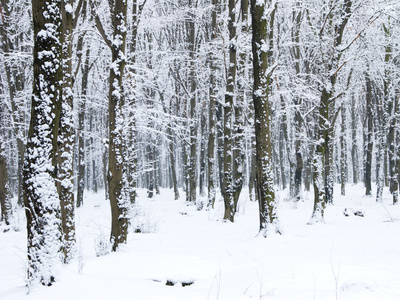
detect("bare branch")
[73,0,85,29]
[89,0,112,49]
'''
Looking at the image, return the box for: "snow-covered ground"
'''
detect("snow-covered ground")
[1,184,400,300]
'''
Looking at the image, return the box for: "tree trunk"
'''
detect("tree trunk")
[365,74,373,196]
[57,0,76,263]
[351,95,358,184]
[325,135,334,204]
[199,111,207,197]
[375,93,385,203]
[310,89,329,223]
[147,144,154,198]
[392,97,399,204]
[76,44,90,207]
[207,0,217,207]
[105,0,129,251]
[0,137,12,226]
[223,0,238,221]
[24,0,63,284]
[292,5,303,201]
[251,0,279,236]
[340,105,347,196]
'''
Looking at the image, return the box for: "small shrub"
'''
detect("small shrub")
[94,235,110,257]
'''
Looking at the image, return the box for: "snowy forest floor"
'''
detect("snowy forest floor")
[1,184,400,300]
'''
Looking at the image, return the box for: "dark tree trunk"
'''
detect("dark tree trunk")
[95,0,130,251]
[251,0,279,236]
[311,89,329,223]
[147,144,154,198]
[0,139,12,226]
[223,0,239,221]
[207,1,217,207]
[76,44,90,207]
[365,74,373,196]
[199,111,206,197]
[24,0,63,284]
[340,105,347,196]
[57,0,77,263]
[185,0,197,204]
[351,96,359,184]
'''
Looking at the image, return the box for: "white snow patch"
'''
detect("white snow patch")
[1,184,400,299]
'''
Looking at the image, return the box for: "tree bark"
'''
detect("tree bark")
[207,1,217,207]
[340,104,347,196]
[351,95,359,184]
[251,0,279,236]
[186,0,197,204]
[105,0,129,251]
[57,0,76,263]
[0,136,12,226]
[24,0,63,284]
[223,0,239,221]
[311,89,329,223]
[364,74,373,196]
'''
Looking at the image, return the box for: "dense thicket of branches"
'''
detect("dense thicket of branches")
[1,0,400,286]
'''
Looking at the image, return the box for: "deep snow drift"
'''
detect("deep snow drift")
[1,184,400,300]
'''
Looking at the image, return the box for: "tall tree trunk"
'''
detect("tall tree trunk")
[207,0,217,207]
[0,152,12,226]
[311,89,329,223]
[251,0,279,236]
[94,0,129,250]
[351,95,358,184]
[57,0,77,263]
[375,93,385,203]
[124,0,144,204]
[292,3,303,201]
[0,123,12,226]
[187,6,197,204]
[76,43,90,207]
[24,0,63,284]
[147,144,154,198]
[365,74,373,196]
[325,133,334,204]
[304,144,313,192]
[154,147,160,195]
[159,90,179,200]
[199,111,207,197]
[340,104,347,196]
[223,0,239,221]
[392,97,399,204]
[169,135,179,200]
[311,0,352,218]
